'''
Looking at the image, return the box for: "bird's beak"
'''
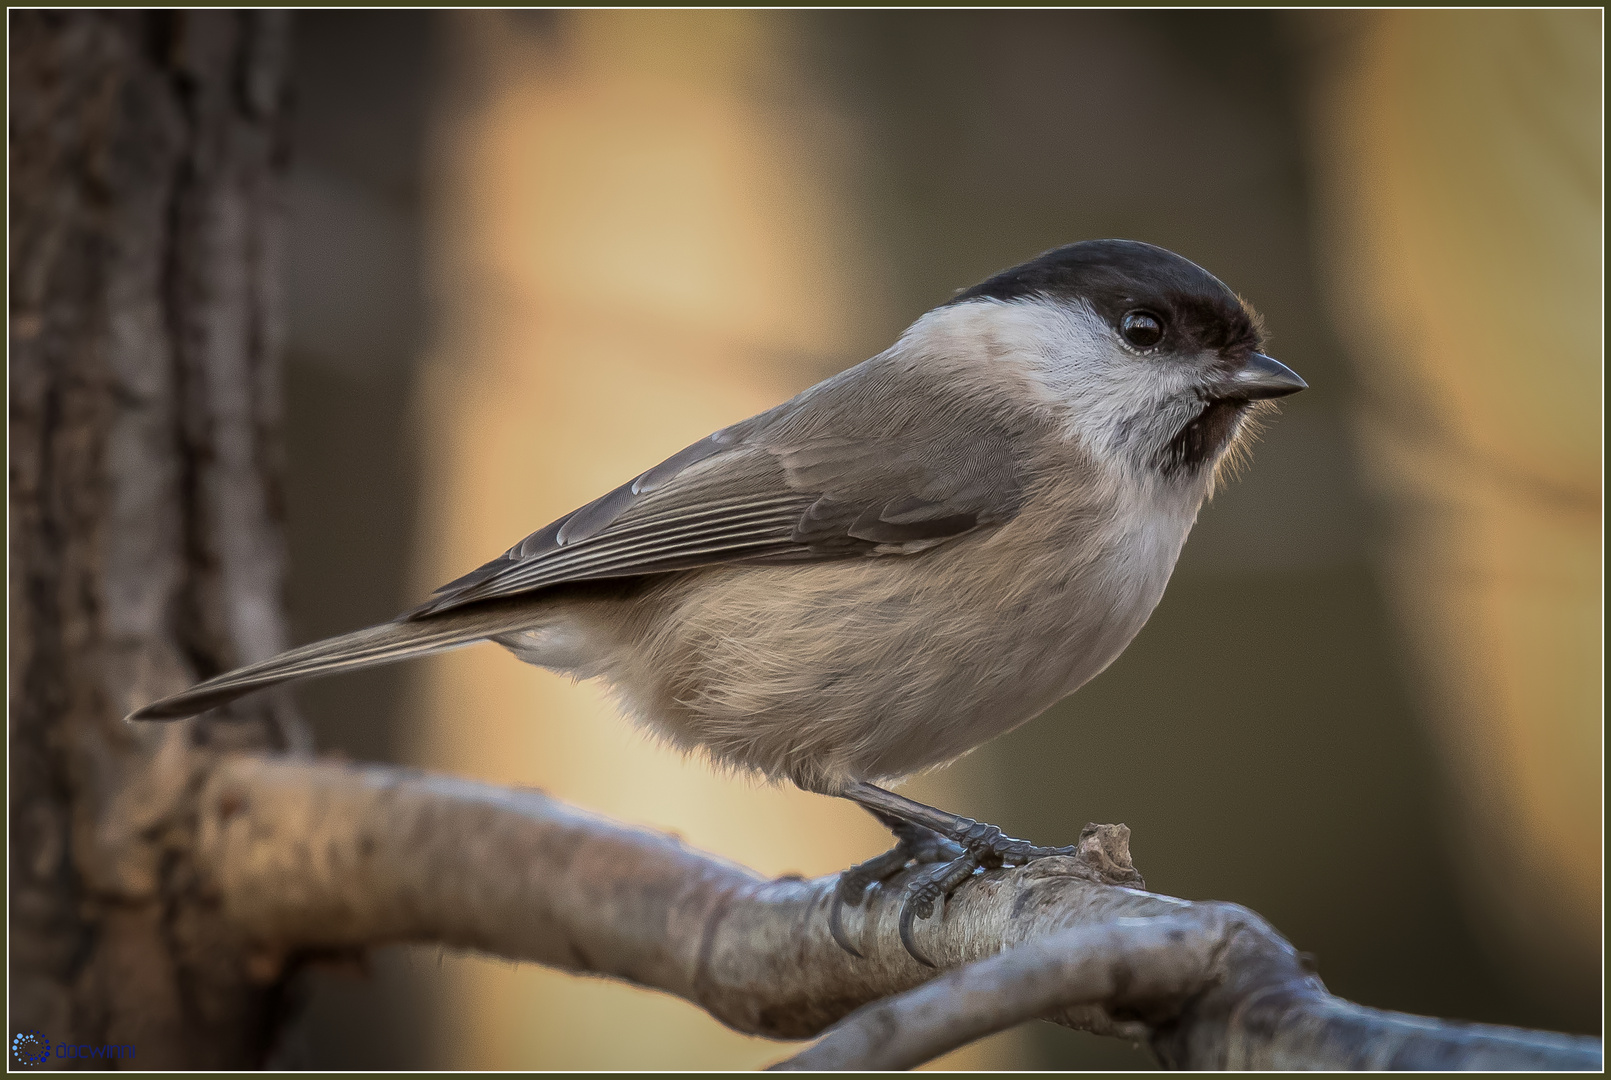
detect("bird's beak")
[1213,352,1307,401]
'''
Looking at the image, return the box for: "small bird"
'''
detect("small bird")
[130,240,1304,963]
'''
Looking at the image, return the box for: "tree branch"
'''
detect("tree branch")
[774,914,1224,1069]
[195,755,1601,1070]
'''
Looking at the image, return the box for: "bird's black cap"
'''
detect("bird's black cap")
[950,240,1262,357]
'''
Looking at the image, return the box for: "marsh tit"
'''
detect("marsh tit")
[130,239,1305,963]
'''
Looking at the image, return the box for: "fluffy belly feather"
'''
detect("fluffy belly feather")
[511,494,1188,792]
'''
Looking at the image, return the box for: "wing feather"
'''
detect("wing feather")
[408,357,1041,617]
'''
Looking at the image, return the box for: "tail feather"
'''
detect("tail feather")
[126,599,549,722]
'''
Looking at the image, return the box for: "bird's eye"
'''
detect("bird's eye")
[1120,310,1165,349]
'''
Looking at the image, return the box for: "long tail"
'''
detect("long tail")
[126,598,550,722]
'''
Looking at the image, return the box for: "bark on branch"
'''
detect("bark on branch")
[196,754,1601,1070]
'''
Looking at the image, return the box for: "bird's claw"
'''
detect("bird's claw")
[827,901,863,958]
[828,823,961,958]
[896,853,983,967]
[828,851,904,957]
[839,815,1081,966]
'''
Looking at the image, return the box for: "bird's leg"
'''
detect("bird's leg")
[828,809,964,958]
[836,781,1079,966]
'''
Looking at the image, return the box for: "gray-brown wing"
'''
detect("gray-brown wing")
[408,362,1036,617]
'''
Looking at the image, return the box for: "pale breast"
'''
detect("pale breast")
[584,463,1199,792]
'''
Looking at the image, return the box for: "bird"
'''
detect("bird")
[128,239,1305,964]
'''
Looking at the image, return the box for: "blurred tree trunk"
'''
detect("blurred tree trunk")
[9,10,307,1067]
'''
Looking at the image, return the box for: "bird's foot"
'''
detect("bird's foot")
[891,817,1077,966]
[828,819,963,957]
[833,784,1080,967]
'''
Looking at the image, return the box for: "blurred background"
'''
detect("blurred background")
[271,10,1600,1069]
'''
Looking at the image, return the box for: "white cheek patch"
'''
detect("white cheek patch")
[941,298,1199,471]
[890,298,1226,488]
